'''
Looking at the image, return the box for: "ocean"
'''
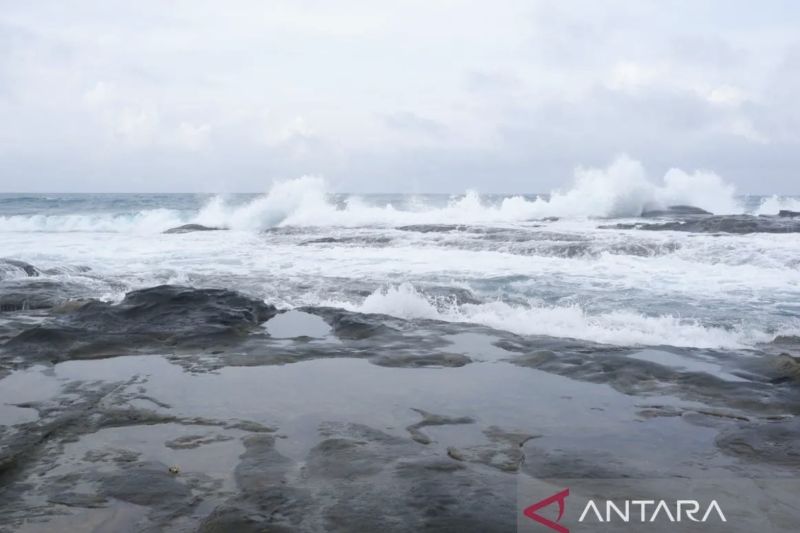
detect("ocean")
[1,176,800,530]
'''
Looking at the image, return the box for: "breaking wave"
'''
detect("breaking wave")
[755,195,800,215]
[0,156,749,232]
[328,283,794,349]
[193,156,742,229]
[0,209,185,233]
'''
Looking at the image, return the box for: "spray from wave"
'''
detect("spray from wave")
[188,155,743,229]
[327,283,792,349]
[0,156,755,232]
[755,195,800,216]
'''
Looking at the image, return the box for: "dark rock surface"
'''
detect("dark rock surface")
[396,224,468,233]
[641,204,713,217]
[2,285,277,361]
[164,224,224,234]
[2,284,800,531]
[0,279,94,312]
[0,259,39,279]
[603,214,800,233]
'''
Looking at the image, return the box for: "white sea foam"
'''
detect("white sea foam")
[192,156,742,228]
[0,209,184,234]
[330,283,792,349]
[0,156,746,233]
[755,195,800,216]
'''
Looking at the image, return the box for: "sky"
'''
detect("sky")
[1,0,799,193]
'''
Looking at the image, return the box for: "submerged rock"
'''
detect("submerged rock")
[164,224,224,234]
[405,408,475,445]
[2,285,277,361]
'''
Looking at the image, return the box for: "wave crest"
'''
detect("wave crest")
[0,156,754,232]
[188,155,743,229]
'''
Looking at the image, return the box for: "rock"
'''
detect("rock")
[446,447,465,461]
[2,285,277,361]
[716,419,800,466]
[164,224,224,234]
[405,409,475,444]
[778,209,800,218]
[0,279,93,312]
[641,205,712,217]
[0,259,40,279]
[199,507,297,533]
[370,352,471,368]
[603,214,800,234]
[396,224,468,233]
[100,463,192,506]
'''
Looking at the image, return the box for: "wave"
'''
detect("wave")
[0,156,749,232]
[0,209,185,233]
[326,283,793,349]
[193,156,742,229]
[755,195,800,216]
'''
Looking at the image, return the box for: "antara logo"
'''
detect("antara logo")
[523,488,727,531]
[523,489,570,533]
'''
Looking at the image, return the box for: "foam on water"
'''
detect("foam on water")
[328,283,797,349]
[1,157,797,351]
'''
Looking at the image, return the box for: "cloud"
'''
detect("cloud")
[0,1,799,192]
[381,111,446,137]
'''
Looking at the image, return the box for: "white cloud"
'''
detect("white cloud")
[1,1,799,192]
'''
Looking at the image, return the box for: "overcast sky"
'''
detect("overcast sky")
[1,0,799,193]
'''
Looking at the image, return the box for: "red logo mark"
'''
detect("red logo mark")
[523,488,570,533]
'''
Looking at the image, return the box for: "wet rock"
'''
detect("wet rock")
[603,214,800,234]
[300,237,341,245]
[165,433,234,450]
[641,205,712,217]
[199,506,297,533]
[396,224,468,233]
[716,419,800,466]
[306,423,411,480]
[370,352,471,368]
[0,259,40,279]
[509,346,800,416]
[522,448,644,479]
[778,210,800,218]
[47,491,108,508]
[405,408,475,445]
[2,285,277,361]
[0,279,93,312]
[100,462,193,506]
[306,422,515,532]
[304,307,399,340]
[233,434,311,527]
[299,236,393,246]
[306,438,386,479]
[164,224,224,234]
[226,420,276,433]
[443,426,538,473]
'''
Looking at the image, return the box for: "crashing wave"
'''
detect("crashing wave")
[0,156,752,233]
